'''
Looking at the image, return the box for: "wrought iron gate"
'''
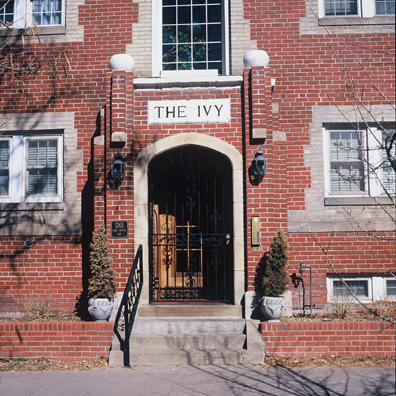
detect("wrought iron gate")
[148,146,233,302]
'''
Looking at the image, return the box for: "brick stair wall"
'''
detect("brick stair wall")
[262,321,396,357]
[0,322,113,361]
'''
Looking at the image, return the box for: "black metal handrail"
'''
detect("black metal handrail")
[113,244,143,367]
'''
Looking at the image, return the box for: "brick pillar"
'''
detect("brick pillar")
[244,63,276,292]
[249,66,273,141]
[106,69,135,289]
[110,70,134,144]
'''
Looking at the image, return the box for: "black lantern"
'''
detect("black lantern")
[251,148,268,178]
[108,152,125,189]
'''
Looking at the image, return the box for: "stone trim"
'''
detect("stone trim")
[324,197,394,206]
[0,112,82,236]
[134,76,243,89]
[0,0,85,43]
[288,105,395,233]
[300,1,395,35]
[134,132,244,307]
[130,0,256,77]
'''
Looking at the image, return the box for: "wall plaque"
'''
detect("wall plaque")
[148,99,231,125]
[111,221,128,238]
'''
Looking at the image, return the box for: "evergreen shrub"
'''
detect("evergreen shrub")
[262,229,290,297]
[87,224,117,299]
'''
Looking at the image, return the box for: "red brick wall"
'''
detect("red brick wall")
[0,237,83,312]
[262,321,396,357]
[287,232,396,309]
[0,322,113,361]
[0,1,394,312]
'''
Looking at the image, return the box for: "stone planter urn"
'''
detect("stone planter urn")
[260,296,286,321]
[88,298,114,322]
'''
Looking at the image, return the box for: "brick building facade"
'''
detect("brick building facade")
[0,0,395,317]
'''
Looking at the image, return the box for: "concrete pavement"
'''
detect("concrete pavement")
[0,364,395,396]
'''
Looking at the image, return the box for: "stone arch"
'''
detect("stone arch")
[134,133,244,307]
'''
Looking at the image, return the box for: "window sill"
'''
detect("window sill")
[324,196,395,206]
[0,26,66,37]
[0,202,64,211]
[134,75,243,90]
[319,16,395,26]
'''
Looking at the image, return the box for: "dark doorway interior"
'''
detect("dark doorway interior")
[148,146,234,303]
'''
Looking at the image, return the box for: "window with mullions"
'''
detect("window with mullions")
[330,131,365,193]
[0,0,63,28]
[376,0,395,14]
[0,0,14,25]
[324,0,358,16]
[32,0,62,26]
[162,0,223,73]
[333,279,369,298]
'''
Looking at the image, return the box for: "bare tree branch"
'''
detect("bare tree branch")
[0,23,71,93]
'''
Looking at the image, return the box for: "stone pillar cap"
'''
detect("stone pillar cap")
[109,54,135,72]
[243,50,269,68]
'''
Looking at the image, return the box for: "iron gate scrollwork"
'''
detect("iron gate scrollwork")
[148,146,233,302]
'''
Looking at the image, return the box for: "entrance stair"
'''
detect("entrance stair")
[109,305,265,366]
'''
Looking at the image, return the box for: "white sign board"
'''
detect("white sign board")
[148,99,230,125]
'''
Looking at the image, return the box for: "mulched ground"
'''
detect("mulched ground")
[280,300,396,323]
[0,355,394,372]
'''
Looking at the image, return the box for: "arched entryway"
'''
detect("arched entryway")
[148,146,233,302]
[134,133,244,307]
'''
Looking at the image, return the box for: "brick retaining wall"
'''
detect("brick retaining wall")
[262,321,396,357]
[0,322,113,361]
[1,321,394,361]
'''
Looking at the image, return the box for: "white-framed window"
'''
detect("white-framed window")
[152,0,229,77]
[382,129,396,193]
[0,0,64,28]
[323,0,359,16]
[319,0,395,17]
[323,127,395,196]
[327,276,396,301]
[375,0,395,14]
[0,0,14,25]
[386,278,396,298]
[327,277,372,301]
[0,134,63,203]
[0,140,10,196]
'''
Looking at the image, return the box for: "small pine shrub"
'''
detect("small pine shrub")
[262,229,290,297]
[87,224,117,299]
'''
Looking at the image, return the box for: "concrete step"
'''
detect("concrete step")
[109,348,265,366]
[129,333,246,350]
[137,304,242,318]
[131,318,246,335]
[109,314,265,367]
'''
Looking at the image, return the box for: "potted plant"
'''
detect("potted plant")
[260,229,290,321]
[87,224,117,321]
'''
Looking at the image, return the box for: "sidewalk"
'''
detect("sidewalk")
[1,364,395,396]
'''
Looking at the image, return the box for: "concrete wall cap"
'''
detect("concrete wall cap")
[243,50,269,68]
[109,54,135,71]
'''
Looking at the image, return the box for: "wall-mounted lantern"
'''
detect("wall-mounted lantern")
[249,147,268,185]
[108,151,125,189]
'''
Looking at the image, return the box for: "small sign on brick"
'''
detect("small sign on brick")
[111,221,128,238]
